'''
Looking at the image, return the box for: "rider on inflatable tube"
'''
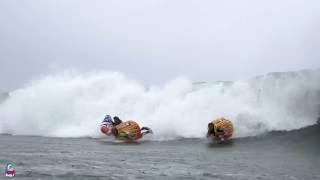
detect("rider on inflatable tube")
[207,117,234,142]
[100,114,152,140]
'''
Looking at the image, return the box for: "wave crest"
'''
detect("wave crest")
[0,69,319,139]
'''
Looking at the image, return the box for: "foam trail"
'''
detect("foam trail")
[0,69,319,140]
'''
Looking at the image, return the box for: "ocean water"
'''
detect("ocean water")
[0,124,319,180]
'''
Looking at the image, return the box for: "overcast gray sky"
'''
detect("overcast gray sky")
[0,0,320,91]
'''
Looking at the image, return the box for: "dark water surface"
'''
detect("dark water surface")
[0,125,319,180]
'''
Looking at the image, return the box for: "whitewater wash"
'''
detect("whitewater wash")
[0,70,319,139]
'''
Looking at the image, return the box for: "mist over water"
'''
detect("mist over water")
[1,0,320,91]
[0,69,319,140]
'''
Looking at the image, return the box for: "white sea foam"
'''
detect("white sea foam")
[0,69,319,139]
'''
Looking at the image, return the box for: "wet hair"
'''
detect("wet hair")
[113,116,122,125]
[104,115,112,122]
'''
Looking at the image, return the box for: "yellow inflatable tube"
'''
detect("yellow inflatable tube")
[115,120,143,141]
[208,117,234,141]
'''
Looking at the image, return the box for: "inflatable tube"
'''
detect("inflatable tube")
[208,118,234,141]
[115,120,143,141]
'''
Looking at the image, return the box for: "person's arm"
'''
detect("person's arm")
[216,128,225,135]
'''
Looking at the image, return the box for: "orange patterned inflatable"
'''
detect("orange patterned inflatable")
[115,120,143,141]
[208,118,234,141]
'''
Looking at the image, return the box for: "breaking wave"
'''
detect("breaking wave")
[0,69,319,140]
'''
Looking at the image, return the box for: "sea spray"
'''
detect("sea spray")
[0,69,319,139]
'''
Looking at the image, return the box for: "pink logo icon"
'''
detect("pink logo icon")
[5,163,15,177]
